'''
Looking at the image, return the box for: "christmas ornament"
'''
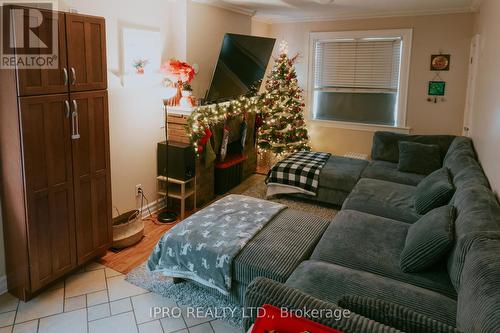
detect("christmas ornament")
[205,139,216,167]
[257,43,310,155]
[197,127,212,147]
[240,120,248,151]
[220,126,230,161]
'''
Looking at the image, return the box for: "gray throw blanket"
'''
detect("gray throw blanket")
[147,194,286,295]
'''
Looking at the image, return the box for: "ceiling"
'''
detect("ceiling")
[197,0,478,22]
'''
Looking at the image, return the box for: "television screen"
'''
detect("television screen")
[205,33,276,104]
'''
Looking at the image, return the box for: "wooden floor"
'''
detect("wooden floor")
[100,174,265,274]
[99,214,181,274]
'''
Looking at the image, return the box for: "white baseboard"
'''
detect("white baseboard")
[0,275,7,295]
[140,197,165,219]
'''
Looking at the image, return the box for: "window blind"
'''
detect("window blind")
[314,38,402,91]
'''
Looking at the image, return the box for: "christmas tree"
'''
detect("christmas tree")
[258,42,310,156]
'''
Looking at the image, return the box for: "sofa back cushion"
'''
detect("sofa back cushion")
[400,205,455,273]
[452,164,490,189]
[414,168,455,215]
[398,141,442,175]
[447,185,500,289]
[371,132,455,163]
[444,152,490,189]
[443,136,476,163]
[456,234,500,332]
[442,137,491,188]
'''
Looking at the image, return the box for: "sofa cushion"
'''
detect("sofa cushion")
[233,209,330,285]
[338,295,460,333]
[342,178,421,223]
[400,206,455,273]
[311,210,457,299]
[452,163,490,189]
[371,131,455,163]
[447,185,500,289]
[291,187,349,207]
[286,260,457,327]
[244,278,401,333]
[443,136,476,165]
[414,168,455,215]
[317,156,369,192]
[398,141,442,175]
[456,234,500,333]
[361,160,425,186]
[444,152,480,180]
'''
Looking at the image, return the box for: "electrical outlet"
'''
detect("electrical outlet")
[135,184,142,197]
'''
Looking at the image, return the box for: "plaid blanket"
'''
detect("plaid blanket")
[266,151,331,196]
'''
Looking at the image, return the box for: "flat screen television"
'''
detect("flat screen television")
[205,33,276,104]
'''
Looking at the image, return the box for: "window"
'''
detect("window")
[309,29,412,130]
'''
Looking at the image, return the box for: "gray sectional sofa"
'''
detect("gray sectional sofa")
[244,132,500,333]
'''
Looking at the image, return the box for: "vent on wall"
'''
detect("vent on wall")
[343,152,368,160]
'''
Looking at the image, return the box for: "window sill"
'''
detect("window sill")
[309,119,411,134]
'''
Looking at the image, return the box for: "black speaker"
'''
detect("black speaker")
[157,141,196,180]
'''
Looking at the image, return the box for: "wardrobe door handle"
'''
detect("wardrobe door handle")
[71,111,77,139]
[63,68,68,86]
[75,111,81,139]
[70,67,76,85]
[65,100,70,118]
[72,99,78,114]
[71,100,80,140]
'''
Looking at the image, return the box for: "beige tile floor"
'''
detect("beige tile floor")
[0,263,239,333]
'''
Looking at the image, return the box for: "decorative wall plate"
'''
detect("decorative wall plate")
[430,54,450,71]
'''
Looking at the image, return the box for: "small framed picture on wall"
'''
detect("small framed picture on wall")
[430,54,451,71]
[428,81,446,96]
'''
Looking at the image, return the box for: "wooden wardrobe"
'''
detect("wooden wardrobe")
[0,7,112,300]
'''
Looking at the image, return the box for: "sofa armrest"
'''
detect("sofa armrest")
[243,277,401,333]
[338,295,461,333]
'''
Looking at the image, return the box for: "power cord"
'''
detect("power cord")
[138,188,164,225]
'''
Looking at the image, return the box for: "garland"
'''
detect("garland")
[185,96,259,155]
[186,47,310,158]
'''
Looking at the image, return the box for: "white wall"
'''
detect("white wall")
[58,0,189,216]
[251,19,271,37]
[186,1,252,98]
[471,0,500,198]
[1,0,483,288]
[0,0,255,283]
[268,13,474,155]
[0,0,187,284]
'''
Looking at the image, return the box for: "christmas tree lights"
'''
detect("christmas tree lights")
[257,41,311,155]
[185,41,311,158]
[185,96,259,155]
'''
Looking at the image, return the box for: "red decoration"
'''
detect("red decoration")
[252,304,343,333]
[196,127,212,152]
[161,59,195,83]
[255,114,264,128]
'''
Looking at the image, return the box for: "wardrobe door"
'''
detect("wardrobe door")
[16,10,69,96]
[19,94,77,291]
[70,90,112,264]
[65,14,107,92]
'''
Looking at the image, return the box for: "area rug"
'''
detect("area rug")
[125,175,336,329]
[126,262,243,328]
[240,175,338,220]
